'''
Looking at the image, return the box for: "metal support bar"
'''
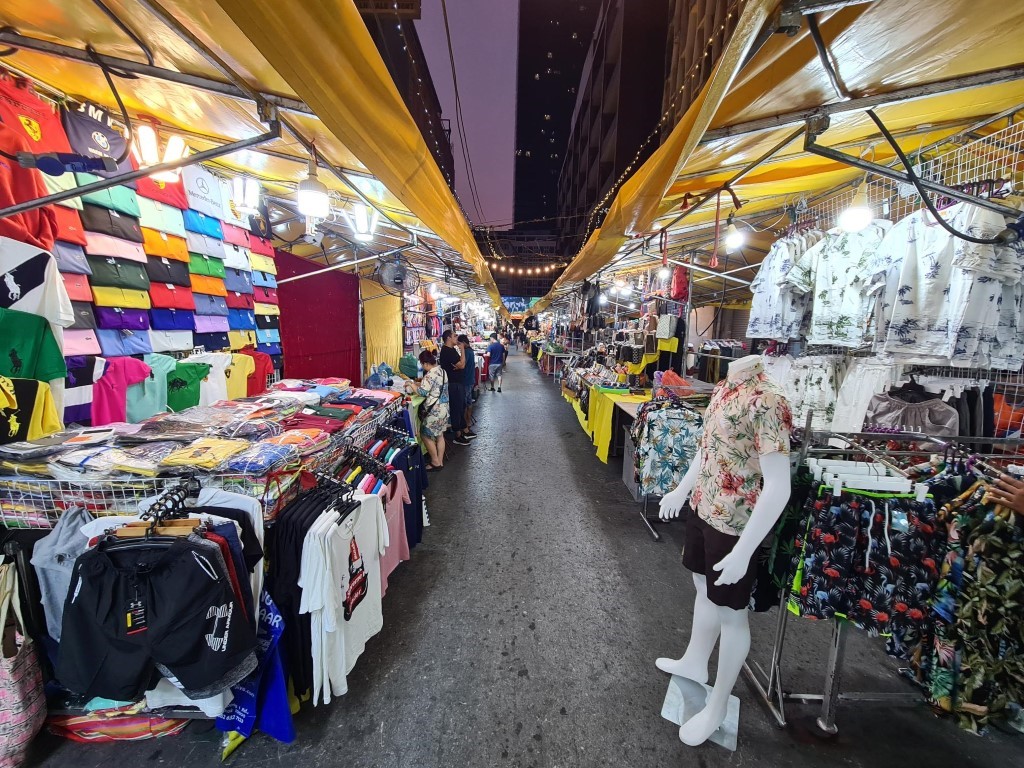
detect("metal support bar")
[803,125,1022,217]
[704,65,1024,144]
[782,0,877,13]
[0,124,280,220]
[0,30,311,116]
[667,258,751,286]
[817,621,849,734]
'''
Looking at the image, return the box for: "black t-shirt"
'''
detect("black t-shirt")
[439,345,460,375]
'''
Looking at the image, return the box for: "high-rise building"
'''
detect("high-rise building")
[362,10,456,188]
[512,0,600,230]
[556,0,670,255]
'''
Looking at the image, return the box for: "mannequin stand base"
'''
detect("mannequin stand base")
[661,675,740,751]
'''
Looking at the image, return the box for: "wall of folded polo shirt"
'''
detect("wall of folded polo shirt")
[0,76,291,431]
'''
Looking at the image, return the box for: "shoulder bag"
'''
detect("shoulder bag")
[656,314,678,339]
[0,563,46,768]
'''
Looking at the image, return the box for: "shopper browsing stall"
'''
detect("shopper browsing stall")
[439,330,469,446]
[416,350,449,470]
[458,334,478,439]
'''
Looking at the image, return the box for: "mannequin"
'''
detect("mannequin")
[657,355,792,746]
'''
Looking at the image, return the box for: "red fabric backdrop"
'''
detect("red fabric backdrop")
[275,250,361,382]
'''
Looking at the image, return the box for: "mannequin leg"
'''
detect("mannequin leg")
[656,573,720,684]
[678,606,751,746]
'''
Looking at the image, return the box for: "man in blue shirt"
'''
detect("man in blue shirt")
[487,332,506,393]
[458,334,477,438]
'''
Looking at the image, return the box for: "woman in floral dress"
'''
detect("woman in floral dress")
[417,349,450,470]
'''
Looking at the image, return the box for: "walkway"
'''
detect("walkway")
[30,349,1023,767]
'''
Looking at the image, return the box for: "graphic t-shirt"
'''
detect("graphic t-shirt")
[226,354,256,400]
[126,353,178,422]
[166,362,212,412]
[0,307,67,382]
[182,165,224,219]
[0,122,58,250]
[338,495,386,674]
[184,352,232,406]
[92,356,151,426]
[0,375,61,444]
[61,100,133,179]
[690,366,793,536]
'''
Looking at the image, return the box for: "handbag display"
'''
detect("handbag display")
[656,313,678,339]
[630,345,644,364]
[645,333,657,354]
[0,563,46,768]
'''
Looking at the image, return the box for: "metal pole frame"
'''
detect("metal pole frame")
[0,123,280,220]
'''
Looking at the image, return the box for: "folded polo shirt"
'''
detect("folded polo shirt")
[193,331,229,351]
[74,174,141,217]
[53,206,88,246]
[79,204,143,243]
[70,301,96,329]
[256,328,281,344]
[136,174,188,209]
[254,301,279,316]
[269,354,283,371]
[142,228,189,262]
[92,286,151,309]
[53,242,90,274]
[83,232,146,263]
[191,274,227,296]
[64,328,101,355]
[61,273,93,302]
[228,330,257,350]
[185,232,225,259]
[223,267,253,294]
[189,253,226,279]
[193,293,228,316]
[95,306,150,331]
[248,252,276,275]
[225,291,254,310]
[145,256,191,287]
[86,256,150,291]
[149,308,195,331]
[255,313,280,330]
[97,328,152,356]
[251,270,277,289]
[228,308,257,330]
[253,286,278,304]
[149,282,195,310]
[248,234,274,257]
[257,342,282,356]
[182,165,223,219]
[150,329,193,353]
[221,223,250,248]
[137,197,187,237]
[194,314,229,334]
[183,209,224,239]
[221,244,250,271]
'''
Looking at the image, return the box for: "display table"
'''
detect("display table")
[588,387,650,464]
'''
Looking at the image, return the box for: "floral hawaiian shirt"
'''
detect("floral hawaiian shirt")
[691,369,793,535]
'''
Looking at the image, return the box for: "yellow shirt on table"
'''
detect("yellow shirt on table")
[226,354,255,400]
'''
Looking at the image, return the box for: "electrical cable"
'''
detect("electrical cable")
[439,0,487,222]
[90,0,155,66]
[85,46,133,164]
[806,13,1008,246]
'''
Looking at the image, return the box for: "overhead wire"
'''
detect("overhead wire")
[439,0,487,223]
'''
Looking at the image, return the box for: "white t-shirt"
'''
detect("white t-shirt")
[338,495,386,674]
[182,164,224,219]
[185,352,233,406]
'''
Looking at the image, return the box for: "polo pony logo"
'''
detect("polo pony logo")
[4,273,20,301]
[17,116,41,142]
[7,411,19,438]
[8,349,23,375]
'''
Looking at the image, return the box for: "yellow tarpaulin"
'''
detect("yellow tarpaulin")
[213,0,505,312]
[360,280,404,376]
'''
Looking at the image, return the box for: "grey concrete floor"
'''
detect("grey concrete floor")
[28,348,1024,767]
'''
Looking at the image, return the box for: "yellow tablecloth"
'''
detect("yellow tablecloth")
[624,337,681,374]
[589,388,650,463]
[563,388,590,434]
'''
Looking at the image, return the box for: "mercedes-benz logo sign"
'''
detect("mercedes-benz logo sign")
[197,178,210,194]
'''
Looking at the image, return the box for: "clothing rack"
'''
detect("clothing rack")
[743,427,1024,736]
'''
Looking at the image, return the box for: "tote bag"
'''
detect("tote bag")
[0,562,46,768]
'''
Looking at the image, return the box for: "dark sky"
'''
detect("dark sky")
[417,0,519,227]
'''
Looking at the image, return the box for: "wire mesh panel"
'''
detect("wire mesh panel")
[0,476,182,529]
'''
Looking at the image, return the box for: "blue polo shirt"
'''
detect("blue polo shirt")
[488,341,505,366]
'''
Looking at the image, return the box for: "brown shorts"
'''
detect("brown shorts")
[682,513,758,610]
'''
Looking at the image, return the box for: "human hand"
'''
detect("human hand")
[659,485,690,520]
[711,546,752,586]
[986,473,1024,514]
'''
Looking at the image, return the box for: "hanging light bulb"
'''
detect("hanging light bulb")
[342,202,381,242]
[621,283,633,296]
[598,292,608,305]
[613,277,625,288]
[429,282,440,298]
[838,181,874,232]
[232,176,262,215]
[628,302,636,309]
[724,214,745,252]
[658,266,671,280]
[131,121,189,182]
[297,153,330,219]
